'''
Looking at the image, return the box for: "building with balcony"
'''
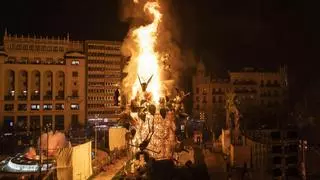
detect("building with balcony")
[85,40,124,122]
[0,31,86,133]
[192,61,288,131]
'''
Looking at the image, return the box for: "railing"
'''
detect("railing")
[43,95,53,100]
[234,90,257,94]
[56,96,65,100]
[265,83,281,87]
[31,95,40,101]
[69,96,79,100]
[18,95,27,101]
[5,60,66,65]
[4,95,14,101]
[233,81,257,85]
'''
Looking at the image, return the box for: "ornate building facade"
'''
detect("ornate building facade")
[192,61,288,130]
[0,31,86,132]
[85,40,124,122]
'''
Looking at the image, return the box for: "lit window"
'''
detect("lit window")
[55,104,64,110]
[31,104,40,110]
[71,60,80,65]
[70,104,80,110]
[43,104,53,110]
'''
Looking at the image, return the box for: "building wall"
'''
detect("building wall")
[0,33,85,132]
[244,129,299,177]
[85,40,124,121]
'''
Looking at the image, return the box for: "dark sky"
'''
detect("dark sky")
[0,0,315,103]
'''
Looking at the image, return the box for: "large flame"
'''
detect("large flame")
[131,1,163,102]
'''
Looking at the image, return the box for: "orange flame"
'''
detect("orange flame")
[131,1,163,103]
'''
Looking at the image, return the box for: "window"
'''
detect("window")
[55,115,65,130]
[31,104,40,110]
[4,104,14,111]
[55,103,64,110]
[71,60,80,65]
[287,131,298,139]
[267,80,271,85]
[202,96,207,103]
[43,115,53,129]
[43,104,53,110]
[272,146,282,154]
[30,116,40,131]
[271,131,281,140]
[71,115,79,126]
[212,97,216,103]
[16,116,27,131]
[72,90,78,97]
[202,88,207,95]
[72,71,78,77]
[18,104,27,111]
[273,157,282,164]
[71,104,80,110]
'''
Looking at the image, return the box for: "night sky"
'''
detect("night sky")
[0,0,315,104]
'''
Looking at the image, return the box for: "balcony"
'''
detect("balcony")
[43,95,53,100]
[4,104,14,111]
[55,104,65,110]
[69,96,79,100]
[234,89,257,94]
[212,91,224,95]
[265,83,281,87]
[56,96,65,100]
[18,95,27,101]
[4,95,14,101]
[31,94,40,101]
[44,91,53,100]
[233,80,257,85]
[56,91,65,100]
[18,104,27,111]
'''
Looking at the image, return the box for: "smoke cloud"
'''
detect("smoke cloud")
[120,0,195,99]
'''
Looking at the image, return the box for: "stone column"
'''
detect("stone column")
[52,71,56,100]
[27,70,32,101]
[40,71,44,101]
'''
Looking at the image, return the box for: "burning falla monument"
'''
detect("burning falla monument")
[116,0,189,177]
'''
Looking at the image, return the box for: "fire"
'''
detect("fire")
[131,0,163,103]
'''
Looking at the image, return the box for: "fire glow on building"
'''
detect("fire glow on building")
[121,0,188,161]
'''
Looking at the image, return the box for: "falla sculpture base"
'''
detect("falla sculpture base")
[115,75,191,179]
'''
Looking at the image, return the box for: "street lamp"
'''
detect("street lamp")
[299,140,307,180]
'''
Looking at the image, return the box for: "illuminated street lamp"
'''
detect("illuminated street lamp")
[299,140,307,180]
